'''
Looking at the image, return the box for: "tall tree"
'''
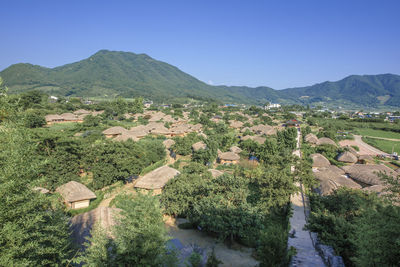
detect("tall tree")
[0,123,73,266]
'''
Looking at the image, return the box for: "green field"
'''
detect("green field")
[355,128,400,140]
[363,137,400,154]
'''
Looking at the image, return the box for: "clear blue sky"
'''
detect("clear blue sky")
[1,0,399,89]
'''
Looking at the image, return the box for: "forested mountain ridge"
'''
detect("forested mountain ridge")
[1,50,400,107]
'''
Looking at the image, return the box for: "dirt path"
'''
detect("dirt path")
[288,128,325,267]
[339,135,388,156]
[165,217,259,267]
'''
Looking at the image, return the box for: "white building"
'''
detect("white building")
[265,103,281,110]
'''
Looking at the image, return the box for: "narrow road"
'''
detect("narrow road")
[363,135,400,142]
[288,128,325,267]
[353,135,388,155]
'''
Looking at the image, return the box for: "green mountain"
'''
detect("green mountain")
[0,50,278,104]
[1,50,400,107]
[281,74,400,108]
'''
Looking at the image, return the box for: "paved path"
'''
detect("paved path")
[288,128,325,267]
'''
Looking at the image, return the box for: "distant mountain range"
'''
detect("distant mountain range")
[1,50,400,108]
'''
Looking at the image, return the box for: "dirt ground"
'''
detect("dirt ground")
[164,216,259,267]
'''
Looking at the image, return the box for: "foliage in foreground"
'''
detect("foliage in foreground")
[75,193,177,266]
[306,188,400,267]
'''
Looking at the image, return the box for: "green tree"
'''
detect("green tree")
[0,124,73,266]
[23,111,46,128]
[113,194,173,266]
[74,223,115,267]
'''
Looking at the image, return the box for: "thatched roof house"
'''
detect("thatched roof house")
[61,113,79,121]
[304,133,318,144]
[313,167,362,195]
[229,120,244,129]
[208,169,224,178]
[70,207,121,246]
[45,114,64,123]
[317,137,337,146]
[250,125,276,135]
[230,146,242,154]
[56,181,96,209]
[342,164,397,186]
[102,126,128,138]
[337,151,358,163]
[192,141,207,151]
[311,153,331,168]
[218,151,240,164]
[163,139,175,149]
[134,165,180,192]
[362,184,386,195]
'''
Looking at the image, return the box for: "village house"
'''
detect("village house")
[218,151,240,165]
[56,181,96,209]
[102,126,128,138]
[285,119,302,127]
[192,141,207,151]
[134,165,180,195]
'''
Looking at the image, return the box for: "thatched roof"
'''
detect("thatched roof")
[313,167,361,195]
[362,184,386,194]
[317,137,337,146]
[241,127,252,133]
[208,169,224,178]
[45,114,64,122]
[163,139,175,149]
[56,181,96,202]
[230,146,242,154]
[311,153,331,168]
[337,151,358,163]
[229,120,243,129]
[219,151,240,161]
[342,164,397,186]
[304,133,318,144]
[250,124,276,135]
[192,141,207,151]
[148,111,165,122]
[61,113,78,121]
[102,126,128,135]
[134,165,180,190]
[70,207,121,246]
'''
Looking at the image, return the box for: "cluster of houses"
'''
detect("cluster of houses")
[45,109,104,124]
[305,132,399,196]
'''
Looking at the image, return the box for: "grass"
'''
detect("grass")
[355,128,400,140]
[362,137,400,154]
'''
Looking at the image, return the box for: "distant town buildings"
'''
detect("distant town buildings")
[265,103,281,110]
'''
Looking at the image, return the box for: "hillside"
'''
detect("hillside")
[282,74,400,107]
[1,50,400,107]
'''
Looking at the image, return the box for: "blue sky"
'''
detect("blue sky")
[1,0,399,89]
